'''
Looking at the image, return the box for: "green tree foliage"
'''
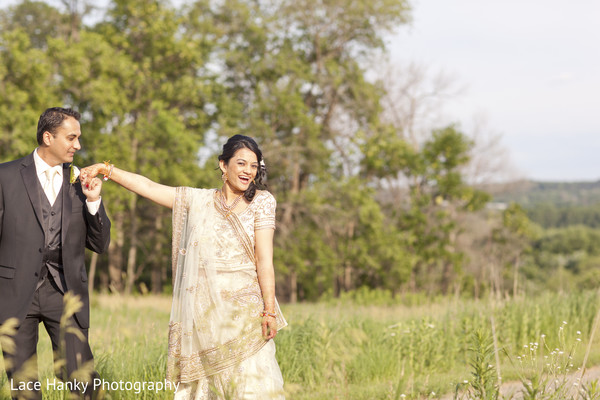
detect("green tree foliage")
[0,0,532,300]
[0,29,59,160]
[526,203,600,229]
[525,225,600,292]
[488,203,538,297]
[379,126,492,294]
[494,180,600,208]
[0,0,66,49]
[199,0,412,300]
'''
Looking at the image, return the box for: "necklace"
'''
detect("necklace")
[219,190,244,217]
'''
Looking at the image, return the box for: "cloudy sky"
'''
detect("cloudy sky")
[387,0,600,181]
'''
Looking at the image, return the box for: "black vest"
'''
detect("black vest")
[36,180,67,292]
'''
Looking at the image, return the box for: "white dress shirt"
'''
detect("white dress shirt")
[33,149,101,215]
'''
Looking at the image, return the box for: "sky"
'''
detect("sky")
[387,0,600,182]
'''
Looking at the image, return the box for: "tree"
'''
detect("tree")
[0,0,67,49]
[490,203,538,297]
[363,125,491,294]
[0,29,60,162]
[207,0,411,301]
[67,0,218,293]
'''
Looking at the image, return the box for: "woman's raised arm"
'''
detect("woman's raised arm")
[80,163,176,209]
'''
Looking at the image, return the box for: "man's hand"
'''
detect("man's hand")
[82,177,102,202]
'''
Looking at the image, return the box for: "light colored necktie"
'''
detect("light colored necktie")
[44,168,58,205]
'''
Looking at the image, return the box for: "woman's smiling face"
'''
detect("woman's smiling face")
[220,147,259,193]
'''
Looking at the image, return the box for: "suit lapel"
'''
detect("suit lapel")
[61,163,72,245]
[21,153,45,230]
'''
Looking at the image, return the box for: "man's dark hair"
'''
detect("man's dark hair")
[36,107,81,145]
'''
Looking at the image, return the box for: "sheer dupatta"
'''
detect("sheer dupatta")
[167,187,286,384]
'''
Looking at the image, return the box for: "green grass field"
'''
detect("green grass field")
[1,291,600,399]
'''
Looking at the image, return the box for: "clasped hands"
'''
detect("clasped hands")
[80,163,106,202]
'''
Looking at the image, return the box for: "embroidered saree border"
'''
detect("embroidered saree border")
[166,319,268,383]
[168,188,279,384]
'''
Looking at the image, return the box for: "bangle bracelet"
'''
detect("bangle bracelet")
[261,311,276,318]
[103,161,114,181]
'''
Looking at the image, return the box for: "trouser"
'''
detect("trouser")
[2,278,97,400]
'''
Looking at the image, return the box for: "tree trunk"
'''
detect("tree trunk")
[343,262,352,292]
[151,213,164,294]
[125,193,138,295]
[281,159,300,228]
[108,212,124,293]
[289,270,297,303]
[124,135,139,295]
[512,253,521,297]
[88,251,98,294]
[281,156,301,303]
[441,261,453,295]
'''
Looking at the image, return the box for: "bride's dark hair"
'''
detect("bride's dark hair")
[218,134,267,201]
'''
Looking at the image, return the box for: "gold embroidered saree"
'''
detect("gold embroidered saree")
[168,187,287,399]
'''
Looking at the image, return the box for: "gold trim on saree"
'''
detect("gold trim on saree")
[167,188,287,385]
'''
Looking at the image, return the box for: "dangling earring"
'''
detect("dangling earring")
[222,172,228,183]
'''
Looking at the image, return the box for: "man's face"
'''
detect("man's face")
[44,117,82,165]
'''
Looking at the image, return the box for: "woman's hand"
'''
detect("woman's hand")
[262,314,278,340]
[80,163,105,187]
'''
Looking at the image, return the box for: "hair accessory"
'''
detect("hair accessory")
[260,159,266,168]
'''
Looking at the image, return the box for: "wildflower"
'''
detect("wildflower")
[563,321,568,325]
[577,331,582,335]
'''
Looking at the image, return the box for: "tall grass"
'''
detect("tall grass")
[1,291,599,399]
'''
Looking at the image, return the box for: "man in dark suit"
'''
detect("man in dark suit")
[0,107,111,399]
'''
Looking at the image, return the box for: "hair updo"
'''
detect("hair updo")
[218,134,267,201]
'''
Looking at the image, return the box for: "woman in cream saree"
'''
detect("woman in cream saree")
[81,135,287,399]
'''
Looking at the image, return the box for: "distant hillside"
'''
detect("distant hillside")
[486,180,600,228]
[490,180,600,207]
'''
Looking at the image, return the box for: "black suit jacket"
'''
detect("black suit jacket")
[0,152,111,329]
